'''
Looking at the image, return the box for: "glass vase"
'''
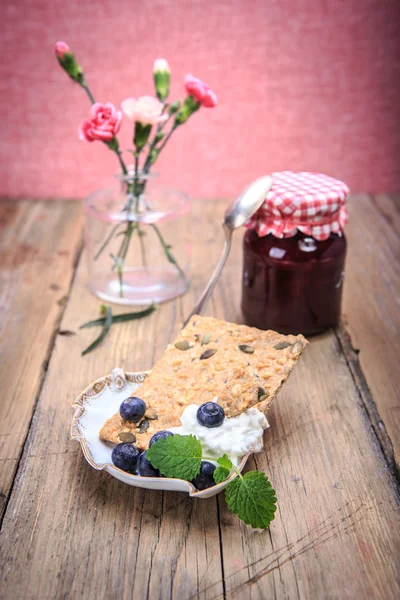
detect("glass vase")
[84,171,191,305]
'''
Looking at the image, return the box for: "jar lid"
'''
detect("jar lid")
[246,171,349,241]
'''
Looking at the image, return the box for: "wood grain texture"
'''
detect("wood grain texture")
[0,198,399,600]
[341,194,400,474]
[216,334,400,600]
[0,201,224,600]
[0,199,82,519]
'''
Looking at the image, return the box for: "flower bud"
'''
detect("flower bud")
[175,95,200,125]
[134,122,152,151]
[153,58,170,73]
[55,41,84,84]
[105,137,120,151]
[55,41,70,59]
[153,58,170,102]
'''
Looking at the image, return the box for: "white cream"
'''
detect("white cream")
[170,404,268,465]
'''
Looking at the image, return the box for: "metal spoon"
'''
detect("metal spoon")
[183,175,273,327]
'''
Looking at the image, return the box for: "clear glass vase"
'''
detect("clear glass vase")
[84,171,191,305]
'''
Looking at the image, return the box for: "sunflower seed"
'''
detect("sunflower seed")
[200,348,217,360]
[258,394,268,402]
[239,344,254,354]
[274,342,292,350]
[175,340,190,351]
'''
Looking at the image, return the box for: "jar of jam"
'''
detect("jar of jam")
[241,172,349,336]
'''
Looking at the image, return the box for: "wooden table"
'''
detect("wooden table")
[0,195,399,599]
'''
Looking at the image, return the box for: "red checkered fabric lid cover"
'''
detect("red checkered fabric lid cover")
[246,172,349,241]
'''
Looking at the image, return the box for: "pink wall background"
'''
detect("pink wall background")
[1,0,400,199]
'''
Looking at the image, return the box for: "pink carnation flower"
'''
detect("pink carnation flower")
[79,102,122,142]
[121,96,168,126]
[55,41,71,59]
[184,74,217,108]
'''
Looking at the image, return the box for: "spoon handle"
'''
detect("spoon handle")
[182,226,232,328]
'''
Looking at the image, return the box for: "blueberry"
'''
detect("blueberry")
[196,402,225,428]
[136,451,160,477]
[149,430,174,447]
[111,443,140,473]
[191,461,216,490]
[120,396,146,423]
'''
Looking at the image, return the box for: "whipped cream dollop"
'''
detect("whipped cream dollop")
[170,404,268,465]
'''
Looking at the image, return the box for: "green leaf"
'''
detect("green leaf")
[225,471,277,529]
[79,303,156,329]
[217,454,233,470]
[81,306,112,356]
[146,434,202,480]
[214,466,230,484]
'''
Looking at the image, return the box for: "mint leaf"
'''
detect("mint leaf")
[146,434,202,480]
[213,454,233,484]
[214,466,230,484]
[225,471,277,529]
[217,454,233,470]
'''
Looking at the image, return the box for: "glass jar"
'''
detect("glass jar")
[241,230,346,335]
[84,172,191,305]
[241,171,349,335]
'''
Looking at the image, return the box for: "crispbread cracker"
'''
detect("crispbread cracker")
[100,316,307,449]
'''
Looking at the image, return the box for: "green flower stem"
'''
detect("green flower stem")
[143,123,179,174]
[138,227,148,268]
[94,222,124,260]
[154,123,178,155]
[149,222,187,284]
[133,154,140,204]
[142,108,177,174]
[115,148,128,175]
[81,82,96,104]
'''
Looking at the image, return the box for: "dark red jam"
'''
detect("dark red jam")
[241,230,346,336]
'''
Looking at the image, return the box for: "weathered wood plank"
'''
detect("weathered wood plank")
[372,193,400,235]
[0,199,82,519]
[0,201,224,600]
[341,193,400,474]
[216,333,400,599]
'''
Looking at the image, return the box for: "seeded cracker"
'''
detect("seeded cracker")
[99,316,307,449]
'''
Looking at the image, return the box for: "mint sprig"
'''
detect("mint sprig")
[146,434,202,480]
[214,466,230,484]
[213,454,233,484]
[225,471,277,529]
[147,435,277,529]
